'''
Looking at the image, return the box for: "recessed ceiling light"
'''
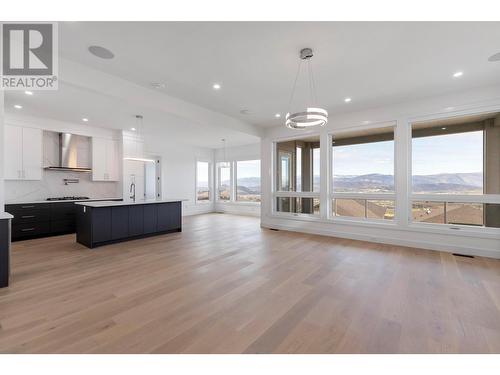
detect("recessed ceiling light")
[275,113,281,118]
[82,118,89,122]
[151,82,166,89]
[453,71,463,78]
[14,104,22,109]
[88,45,115,59]
[441,127,447,130]
[131,127,136,131]
[344,97,352,103]
[212,83,221,90]
[362,120,371,124]
[488,52,500,62]
[25,90,33,96]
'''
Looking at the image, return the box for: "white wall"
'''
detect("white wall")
[0,91,4,211]
[261,85,500,259]
[214,142,261,217]
[4,113,122,202]
[145,134,215,216]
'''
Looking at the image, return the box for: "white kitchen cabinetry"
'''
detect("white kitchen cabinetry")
[92,137,119,181]
[4,125,42,180]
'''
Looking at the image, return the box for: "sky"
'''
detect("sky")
[236,160,261,179]
[412,131,483,175]
[333,140,394,176]
[332,131,483,176]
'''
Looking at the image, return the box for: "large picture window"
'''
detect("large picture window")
[331,127,395,221]
[411,113,500,228]
[236,160,261,202]
[275,136,320,216]
[217,163,231,201]
[196,161,211,202]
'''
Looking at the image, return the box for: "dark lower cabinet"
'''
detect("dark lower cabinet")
[143,204,158,234]
[0,218,11,288]
[157,202,182,231]
[12,222,51,239]
[6,200,121,241]
[111,206,129,240]
[129,205,144,236]
[92,208,112,243]
[76,202,182,248]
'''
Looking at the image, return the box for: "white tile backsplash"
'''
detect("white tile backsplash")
[5,170,121,202]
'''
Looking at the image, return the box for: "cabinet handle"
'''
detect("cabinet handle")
[21,228,35,232]
[21,215,35,218]
[21,205,35,209]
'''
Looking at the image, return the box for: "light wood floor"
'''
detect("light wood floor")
[1,213,500,354]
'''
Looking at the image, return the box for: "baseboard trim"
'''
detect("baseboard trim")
[261,220,500,259]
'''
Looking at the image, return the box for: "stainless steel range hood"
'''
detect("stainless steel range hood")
[44,133,92,172]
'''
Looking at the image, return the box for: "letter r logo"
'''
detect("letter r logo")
[2,23,53,76]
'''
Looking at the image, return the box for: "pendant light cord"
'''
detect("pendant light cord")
[307,58,318,106]
[287,59,303,114]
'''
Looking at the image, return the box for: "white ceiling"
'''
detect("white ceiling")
[5,21,500,147]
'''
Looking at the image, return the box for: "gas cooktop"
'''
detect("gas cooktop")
[46,196,90,201]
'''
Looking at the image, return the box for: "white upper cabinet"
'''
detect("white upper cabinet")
[92,137,119,181]
[4,125,42,180]
[22,127,43,180]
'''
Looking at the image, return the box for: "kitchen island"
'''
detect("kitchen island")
[75,199,185,248]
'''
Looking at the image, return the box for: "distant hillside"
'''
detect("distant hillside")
[333,172,482,193]
[223,172,483,194]
[230,177,261,194]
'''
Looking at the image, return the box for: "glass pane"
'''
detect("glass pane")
[446,203,483,226]
[276,197,320,216]
[332,139,394,193]
[367,200,395,220]
[196,161,210,201]
[280,153,291,191]
[313,148,320,192]
[296,146,302,192]
[412,201,445,224]
[218,166,230,201]
[333,199,366,218]
[236,160,261,202]
[333,199,395,220]
[276,138,320,193]
[412,131,483,194]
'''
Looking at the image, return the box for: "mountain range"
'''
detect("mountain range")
[333,172,482,193]
[220,172,483,194]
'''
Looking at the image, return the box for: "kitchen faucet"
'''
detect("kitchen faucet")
[130,181,136,202]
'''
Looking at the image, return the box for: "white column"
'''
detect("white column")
[395,117,410,227]
[319,130,330,220]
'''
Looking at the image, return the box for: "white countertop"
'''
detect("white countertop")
[5,198,123,205]
[0,212,14,220]
[74,199,187,207]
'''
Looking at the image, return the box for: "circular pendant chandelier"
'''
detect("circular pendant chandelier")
[285,48,328,129]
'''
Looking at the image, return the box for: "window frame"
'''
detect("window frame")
[328,124,397,224]
[235,159,261,204]
[216,162,232,203]
[408,112,500,232]
[195,159,213,204]
[272,133,321,219]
